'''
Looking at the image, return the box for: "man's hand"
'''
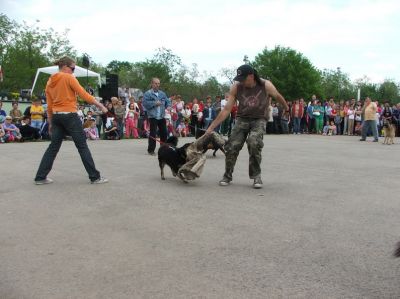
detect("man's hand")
[156,100,161,106]
[48,123,52,136]
[101,106,108,114]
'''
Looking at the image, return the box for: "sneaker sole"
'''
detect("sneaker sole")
[219,181,231,186]
[253,184,263,189]
[35,180,53,185]
[91,180,109,184]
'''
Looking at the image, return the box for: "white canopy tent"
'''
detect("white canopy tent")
[31,65,101,94]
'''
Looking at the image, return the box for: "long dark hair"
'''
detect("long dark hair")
[253,69,263,86]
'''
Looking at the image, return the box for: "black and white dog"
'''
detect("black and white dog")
[157,136,191,181]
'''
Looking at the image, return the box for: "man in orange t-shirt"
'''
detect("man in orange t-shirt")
[34,56,109,185]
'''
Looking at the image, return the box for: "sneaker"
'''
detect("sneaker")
[148,151,156,156]
[35,178,54,185]
[253,177,263,189]
[91,177,109,184]
[373,139,379,142]
[219,176,231,186]
[359,139,366,141]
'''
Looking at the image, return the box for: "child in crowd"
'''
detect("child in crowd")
[104,119,120,140]
[177,121,189,137]
[333,105,342,134]
[125,103,139,138]
[323,121,337,136]
[166,119,175,137]
[3,116,22,141]
[84,118,99,140]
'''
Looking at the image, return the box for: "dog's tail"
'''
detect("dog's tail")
[394,242,400,258]
[166,136,178,147]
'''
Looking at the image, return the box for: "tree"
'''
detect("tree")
[0,14,76,93]
[253,46,322,101]
[354,76,378,100]
[320,68,356,100]
[377,79,399,103]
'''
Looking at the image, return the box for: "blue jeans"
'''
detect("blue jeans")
[35,113,101,181]
[293,117,301,133]
[361,120,379,140]
[31,120,43,130]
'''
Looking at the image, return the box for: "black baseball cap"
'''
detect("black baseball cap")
[233,64,255,82]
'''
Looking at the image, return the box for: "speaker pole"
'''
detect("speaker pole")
[82,53,90,90]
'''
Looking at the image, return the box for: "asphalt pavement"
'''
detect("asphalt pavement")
[0,135,399,299]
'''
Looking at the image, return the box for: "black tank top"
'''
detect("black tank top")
[236,81,269,119]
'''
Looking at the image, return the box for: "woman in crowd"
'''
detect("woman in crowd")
[313,101,325,134]
[104,119,120,140]
[175,95,184,128]
[10,102,23,124]
[104,102,115,128]
[347,104,355,135]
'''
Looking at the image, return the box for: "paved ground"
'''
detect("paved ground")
[1,135,399,299]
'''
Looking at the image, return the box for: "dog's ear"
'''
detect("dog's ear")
[166,136,178,146]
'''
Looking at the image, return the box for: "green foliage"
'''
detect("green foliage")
[377,79,399,103]
[253,46,322,101]
[0,14,76,93]
[320,68,356,100]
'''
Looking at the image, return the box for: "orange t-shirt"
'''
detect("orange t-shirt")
[45,72,96,118]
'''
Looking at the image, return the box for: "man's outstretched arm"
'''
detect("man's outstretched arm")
[265,80,289,111]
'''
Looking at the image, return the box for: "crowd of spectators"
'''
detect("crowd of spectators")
[1,94,399,143]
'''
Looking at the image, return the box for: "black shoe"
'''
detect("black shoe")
[373,139,379,142]
[359,139,366,141]
[148,151,156,156]
[219,176,232,186]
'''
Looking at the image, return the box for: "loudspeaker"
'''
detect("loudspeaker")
[99,73,118,102]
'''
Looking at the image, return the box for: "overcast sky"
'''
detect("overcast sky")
[2,0,400,83]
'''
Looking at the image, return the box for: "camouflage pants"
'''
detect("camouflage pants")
[224,117,266,180]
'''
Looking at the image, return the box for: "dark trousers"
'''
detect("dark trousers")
[35,113,100,181]
[308,117,315,133]
[148,118,167,153]
[190,114,198,136]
